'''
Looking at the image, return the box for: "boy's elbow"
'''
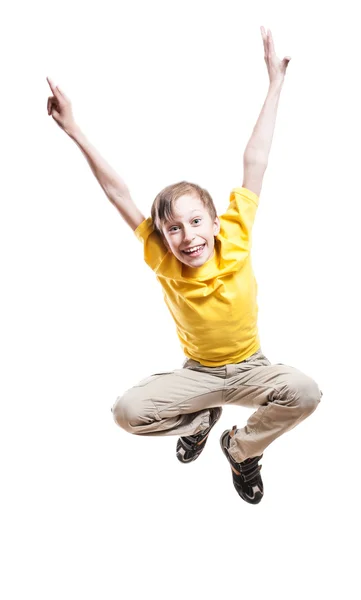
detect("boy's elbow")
[243,152,268,169]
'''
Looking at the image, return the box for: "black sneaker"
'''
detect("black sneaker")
[176,407,223,463]
[220,425,264,504]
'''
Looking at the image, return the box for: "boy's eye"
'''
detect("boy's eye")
[168,218,201,232]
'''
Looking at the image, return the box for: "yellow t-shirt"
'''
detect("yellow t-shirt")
[134,187,261,366]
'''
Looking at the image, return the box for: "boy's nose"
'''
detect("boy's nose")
[183,228,196,244]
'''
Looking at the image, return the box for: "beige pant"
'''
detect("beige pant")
[112,349,322,462]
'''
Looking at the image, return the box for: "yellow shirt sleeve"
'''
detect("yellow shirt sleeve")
[134,216,168,272]
[220,187,259,246]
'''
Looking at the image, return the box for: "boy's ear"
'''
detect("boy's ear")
[213,216,220,236]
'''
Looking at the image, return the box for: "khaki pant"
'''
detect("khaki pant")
[112,349,322,462]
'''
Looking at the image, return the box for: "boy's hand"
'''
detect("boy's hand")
[46,77,78,135]
[260,27,291,85]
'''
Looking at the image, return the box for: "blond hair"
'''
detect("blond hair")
[151,181,217,236]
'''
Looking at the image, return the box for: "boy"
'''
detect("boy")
[47,27,322,504]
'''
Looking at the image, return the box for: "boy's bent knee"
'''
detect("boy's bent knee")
[297,376,322,416]
[112,393,156,433]
[278,373,322,416]
[112,395,138,432]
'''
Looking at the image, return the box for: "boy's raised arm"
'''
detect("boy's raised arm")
[242,27,291,198]
[46,77,145,231]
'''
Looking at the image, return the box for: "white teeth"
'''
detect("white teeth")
[184,244,204,254]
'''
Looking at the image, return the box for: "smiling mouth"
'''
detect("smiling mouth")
[182,243,205,257]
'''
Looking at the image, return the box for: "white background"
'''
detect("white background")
[1,0,360,598]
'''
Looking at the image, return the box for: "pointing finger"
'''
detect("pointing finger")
[260,25,267,52]
[268,29,275,54]
[46,76,57,95]
[56,85,69,102]
[46,77,64,107]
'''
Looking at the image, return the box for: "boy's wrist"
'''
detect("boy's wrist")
[66,123,82,140]
[268,79,284,93]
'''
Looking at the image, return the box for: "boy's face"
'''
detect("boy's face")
[161,194,220,267]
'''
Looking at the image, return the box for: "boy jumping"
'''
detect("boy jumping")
[47,27,322,504]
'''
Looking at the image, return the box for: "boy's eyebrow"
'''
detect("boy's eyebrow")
[168,209,202,222]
